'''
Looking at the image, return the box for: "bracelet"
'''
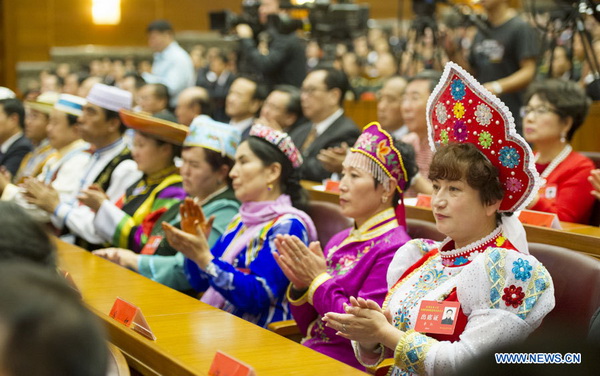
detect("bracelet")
[490,81,503,95]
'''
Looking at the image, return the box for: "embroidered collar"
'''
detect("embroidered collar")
[92,137,124,156]
[198,185,229,206]
[439,226,504,267]
[143,165,179,186]
[332,207,397,252]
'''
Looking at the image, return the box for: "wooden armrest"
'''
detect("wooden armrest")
[267,319,300,336]
[267,319,304,343]
[366,358,394,376]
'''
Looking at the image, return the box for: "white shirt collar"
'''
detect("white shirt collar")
[1,132,23,154]
[313,108,343,137]
[230,117,254,134]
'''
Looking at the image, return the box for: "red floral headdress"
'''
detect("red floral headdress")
[426,62,539,212]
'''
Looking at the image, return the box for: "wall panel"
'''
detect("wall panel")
[1,0,405,89]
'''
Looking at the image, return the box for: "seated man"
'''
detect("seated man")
[0,262,108,376]
[291,68,360,182]
[0,98,33,176]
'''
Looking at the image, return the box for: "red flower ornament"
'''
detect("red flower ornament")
[502,285,525,308]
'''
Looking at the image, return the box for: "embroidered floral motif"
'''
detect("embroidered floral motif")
[354,133,379,152]
[475,103,493,126]
[505,177,523,193]
[478,131,493,149]
[440,129,449,145]
[390,258,449,331]
[499,146,520,169]
[495,236,506,247]
[453,102,465,119]
[453,120,468,142]
[309,319,331,344]
[435,103,448,124]
[502,285,525,308]
[454,256,469,266]
[376,139,391,164]
[328,242,373,276]
[517,264,551,319]
[512,258,533,281]
[451,78,466,100]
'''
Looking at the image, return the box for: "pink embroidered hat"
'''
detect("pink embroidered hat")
[426,62,539,212]
[344,121,408,193]
[249,124,303,168]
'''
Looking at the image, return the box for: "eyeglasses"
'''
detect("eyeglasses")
[520,105,559,118]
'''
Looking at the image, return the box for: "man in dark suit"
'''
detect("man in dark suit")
[441,309,455,325]
[0,98,33,176]
[196,49,235,123]
[290,68,360,182]
[226,76,268,140]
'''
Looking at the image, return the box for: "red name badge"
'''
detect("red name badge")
[415,193,432,208]
[414,300,460,335]
[109,297,156,341]
[209,351,256,376]
[518,210,561,229]
[141,235,163,255]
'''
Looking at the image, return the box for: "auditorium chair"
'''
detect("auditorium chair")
[581,151,600,226]
[528,242,600,338]
[106,343,130,376]
[307,200,353,247]
[406,218,445,241]
[581,151,600,169]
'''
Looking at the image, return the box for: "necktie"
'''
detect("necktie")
[301,125,317,153]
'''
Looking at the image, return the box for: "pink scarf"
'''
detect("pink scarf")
[201,194,317,308]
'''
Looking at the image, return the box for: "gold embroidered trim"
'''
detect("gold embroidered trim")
[308,272,333,305]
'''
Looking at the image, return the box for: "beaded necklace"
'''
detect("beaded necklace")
[439,226,504,267]
[535,144,572,185]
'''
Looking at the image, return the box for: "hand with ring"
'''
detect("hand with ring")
[272,234,327,290]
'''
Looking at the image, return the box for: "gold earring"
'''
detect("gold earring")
[381,196,388,203]
[267,183,273,191]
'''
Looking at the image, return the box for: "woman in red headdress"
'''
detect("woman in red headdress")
[323,63,555,375]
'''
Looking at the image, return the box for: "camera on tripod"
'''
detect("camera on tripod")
[209,0,304,35]
[209,0,262,35]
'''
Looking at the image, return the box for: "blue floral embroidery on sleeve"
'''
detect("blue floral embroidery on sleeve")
[512,258,532,281]
[517,264,551,319]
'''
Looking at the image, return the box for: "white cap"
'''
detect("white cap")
[0,87,16,100]
[55,94,87,117]
[86,83,132,112]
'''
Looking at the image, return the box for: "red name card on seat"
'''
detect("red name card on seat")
[209,351,256,376]
[109,297,156,341]
[518,210,561,229]
[415,194,432,208]
[324,179,340,193]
